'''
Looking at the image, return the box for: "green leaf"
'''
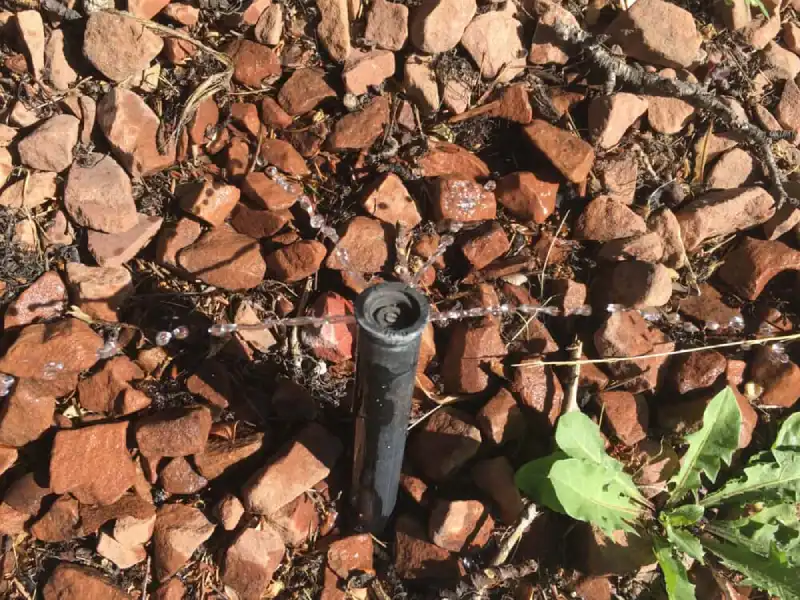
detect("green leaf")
[699,459,800,507]
[666,387,741,507]
[706,504,800,564]
[702,537,800,600]
[555,411,646,503]
[654,536,696,600]
[665,525,704,563]
[662,504,704,527]
[516,455,643,536]
[773,413,800,465]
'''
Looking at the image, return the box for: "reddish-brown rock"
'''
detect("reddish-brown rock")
[327,534,374,578]
[65,263,134,322]
[83,12,163,82]
[155,218,203,271]
[671,351,727,394]
[194,433,264,480]
[153,578,185,600]
[706,148,756,190]
[270,492,320,545]
[394,515,462,580]
[0,380,55,447]
[461,223,511,270]
[589,93,648,149]
[17,114,79,173]
[442,317,507,393]
[31,495,81,542]
[0,446,18,477]
[472,457,524,524]
[230,203,290,239]
[180,180,240,225]
[431,176,497,223]
[407,408,481,481]
[512,363,564,430]
[178,225,267,290]
[64,153,138,233]
[87,213,163,268]
[342,49,395,95]
[228,39,281,87]
[243,423,343,514]
[3,271,66,329]
[186,358,233,409]
[278,68,337,115]
[606,261,673,308]
[327,96,390,150]
[78,356,147,415]
[598,232,664,263]
[364,0,409,50]
[0,502,29,535]
[97,531,147,569]
[676,187,776,252]
[495,171,558,224]
[361,172,422,228]
[326,216,389,273]
[189,98,219,145]
[417,141,490,178]
[410,0,476,54]
[575,196,647,241]
[242,171,302,210]
[0,318,103,381]
[266,240,327,282]
[50,422,137,505]
[302,292,356,363]
[223,527,285,600]
[160,457,208,495]
[261,97,293,128]
[750,345,800,408]
[429,499,494,552]
[230,102,261,137]
[524,119,595,183]
[152,503,215,581]
[0,171,57,209]
[97,88,176,177]
[43,564,130,600]
[215,493,245,530]
[476,387,524,445]
[718,237,800,300]
[135,406,213,459]
[606,0,702,68]
[260,138,309,176]
[596,391,648,446]
[677,283,742,331]
[5,472,53,515]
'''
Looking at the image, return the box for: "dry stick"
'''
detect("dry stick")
[516,330,800,368]
[551,20,795,207]
[491,502,540,567]
[469,560,540,598]
[563,340,583,413]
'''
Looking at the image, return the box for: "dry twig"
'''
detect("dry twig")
[551,20,795,206]
[492,501,540,566]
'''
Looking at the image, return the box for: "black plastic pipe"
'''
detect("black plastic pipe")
[350,282,430,533]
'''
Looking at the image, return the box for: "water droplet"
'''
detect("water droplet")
[705,321,721,332]
[639,309,661,322]
[539,306,560,316]
[779,353,791,364]
[155,331,173,346]
[771,342,786,354]
[729,315,745,329]
[309,214,325,229]
[209,323,238,337]
[96,341,119,360]
[569,305,593,317]
[758,322,777,335]
[42,361,65,380]
[483,180,497,191]
[265,166,278,178]
[665,312,681,324]
[298,195,313,213]
[606,303,624,313]
[682,322,700,333]
[0,373,14,397]
[172,326,190,340]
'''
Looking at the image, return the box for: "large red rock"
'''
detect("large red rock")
[266,240,327,282]
[3,271,67,329]
[431,176,497,223]
[472,457,524,524]
[301,292,356,363]
[408,408,481,481]
[588,93,648,149]
[17,114,79,172]
[31,495,81,542]
[750,346,800,408]
[512,362,564,431]
[410,0,476,53]
[495,171,558,224]
[64,154,138,233]
[260,138,309,176]
[0,380,55,447]
[429,499,494,552]
[361,173,422,228]
[43,564,131,600]
[152,503,215,581]
[277,68,337,115]
[718,237,800,300]
[523,119,595,183]
[442,316,507,393]
[242,423,342,515]
[83,12,163,81]
[160,457,208,495]
[394,515,462,580]
[0,319,103,381]
[575,196,647,241]
[606,0,702,68]
[326,216,390,273]
[195,432,266,480]
[87,214,164,268]
[222,527,285,600]
[65,263,135,322]
[676,187,775,251]
[178,225,267,290]
[135,406,213,459]
[327,96,390,150]
[97,88,177,177]
[228,39,281,88]
[365,0,409,50]
[596,391,648,446]
[476,387,525,445]
[50,422,137,505]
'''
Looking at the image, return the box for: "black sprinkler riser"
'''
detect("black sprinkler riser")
[350,282,430,533]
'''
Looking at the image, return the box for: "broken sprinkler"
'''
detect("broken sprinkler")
[350,282,430,533]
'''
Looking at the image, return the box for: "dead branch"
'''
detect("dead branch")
[551,20,795,207]
[492,501,540,566]
[563,340,583,414]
